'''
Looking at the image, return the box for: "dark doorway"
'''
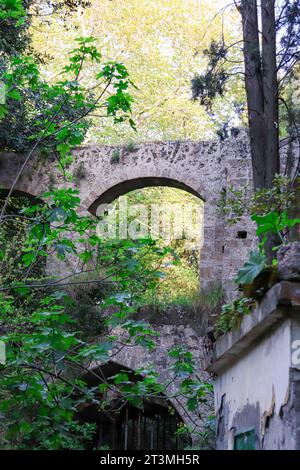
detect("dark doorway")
[95,399,191,450]
[79,362,191,450]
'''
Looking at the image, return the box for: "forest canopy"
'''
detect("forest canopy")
[29,0,245,144]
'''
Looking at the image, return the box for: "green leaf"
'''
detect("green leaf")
[22,252,35,267]
[7,89,22,101]
[110,372,130,385]
[78,250,93,263]
[0,104,8,119]
[252,212,280,236]
[186,397,198,412]
[129,118,137,132]
[235,251,266,285]
[77,342,113,362]
[56,143,70,158]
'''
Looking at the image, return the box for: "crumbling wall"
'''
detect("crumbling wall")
[215,320,292,449]
[212,282,300,450]
[90,321,214,443]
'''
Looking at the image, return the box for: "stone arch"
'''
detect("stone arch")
[0,133,256,297]
[82,320,212,438]
[84,171,210,289]
[88,176,204,215]
[0,187,43,204]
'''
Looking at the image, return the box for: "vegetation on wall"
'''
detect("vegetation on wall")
[104,186,203,309]
[215,296,254,335]
[219,174,300,298]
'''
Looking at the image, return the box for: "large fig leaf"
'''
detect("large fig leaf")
[235,251,267,285]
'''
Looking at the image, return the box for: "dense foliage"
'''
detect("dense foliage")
[192,0,300,147]
[27,0,244,144]
[106,187,203,309]
[0,1,213,450]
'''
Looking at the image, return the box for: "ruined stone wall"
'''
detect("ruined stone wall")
[0,130,259,442]
[90,320,214,441]
[1,132,298,445]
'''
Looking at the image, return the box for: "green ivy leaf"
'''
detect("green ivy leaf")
[22,252,35,267]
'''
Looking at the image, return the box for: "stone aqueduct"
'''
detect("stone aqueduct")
[0,130,256,300]
[1,131,258,436]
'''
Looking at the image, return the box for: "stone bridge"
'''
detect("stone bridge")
[1,131,298,445]
[0,130,256,299]
[0,130,259,443]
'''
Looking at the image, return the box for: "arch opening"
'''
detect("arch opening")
[0,188,42,205]
[79,362,191,451]
[92,183,204,310]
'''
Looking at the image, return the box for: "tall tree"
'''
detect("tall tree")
[241,0,279,189]
[192,0,300,189]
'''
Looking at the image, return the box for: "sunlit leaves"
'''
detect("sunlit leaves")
[62,36,101,75]
[252,210,300,240]
[1,32,135,153]
[0,0,25,23]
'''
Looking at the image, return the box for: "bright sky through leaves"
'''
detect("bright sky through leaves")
[31,0,245,144]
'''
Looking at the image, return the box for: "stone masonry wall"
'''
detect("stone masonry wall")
[1,131,297,441]
[0,129,257,299]
[90,322,214,440]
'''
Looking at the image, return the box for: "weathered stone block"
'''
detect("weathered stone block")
[278,242,300,281]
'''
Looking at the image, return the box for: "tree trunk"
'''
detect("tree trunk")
[241,0,265,189]
[261,0,280,187]
[261,0,281,259]
[241,0,280,259]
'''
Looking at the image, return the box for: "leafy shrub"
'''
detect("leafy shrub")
[216,297,255,335]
